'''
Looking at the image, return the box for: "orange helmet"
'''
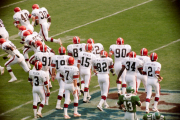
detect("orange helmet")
[87,38,94,44]
[58,46,66,54]
[23,31,30,37]
[150,52,158,61]
[32,4,39,9]
[116,37,124,45]
[129,51,136,58]
[27,30,33,34]
[19,26,26,31]
[73,36,80,44]
[85,43,92,51]
[35,40,42,48]
[0,38,6,45]
[68,57,74,65]
[14,7,21,13]
[140,48,148,56]
[40,44,47,52]
[35,61,42,70]
[100,50,108,57]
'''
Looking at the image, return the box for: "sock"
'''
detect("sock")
[74,103,78,114]
[64,104,68,115]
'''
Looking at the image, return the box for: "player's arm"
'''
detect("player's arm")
[44,77,50,93]
[155,65,163,82]
[28,73,33,87]
[136,96,142,107]
[47,14,51,31]
[6,45,14,51]
[138,67,143,75]
[109,60,115,76]
[117,65,125,82]
[13,21,20,28]
[108,50,114,58]
[51,61,56,81]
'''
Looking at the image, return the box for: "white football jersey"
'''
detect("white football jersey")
[67,44,85,60]
[109,44,131,62]
[122,57,143,76]
[92,43,104,58]
[29,69,47,86]
[34,51,54,71]
[13,10,31,26]
[136,55,151,65]
[93,57,113,74]
[143,61,161,79]
[60,65,79,84]
[51,55,70,72]
[1,41,20,56]
[32,7,50,24]
[0,19,6,31]
[78,51,96,69]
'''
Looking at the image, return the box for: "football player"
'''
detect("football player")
[0,19,9,41]
[117,86,141,120]
[59,57,81,119]
[93,50,115,111]
[30,44,54,105]
[136,48,151,92]
[13,7,34,31]
[51,46,70,109]
[28,61,49,118]
[143,112,166,120]
[87,38,104,58]
[67,36,85,95]
[117,51,143,94]
[109,37,131,95]
[0,38,30,82]
[77,43,96,103]
[31,4,61,44]
[143,52,163,113]
[0,66,4,75]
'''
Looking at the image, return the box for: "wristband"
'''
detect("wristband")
[31,21,35,26]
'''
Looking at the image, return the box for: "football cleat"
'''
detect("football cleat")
[74,113,81,117]
[83,100,91,103]
[146,109,149,114]
[150,52,158,61]
[1,67,4,75]
[87,96,91,101]
[37,112,42,118]
[152,108,159,112]
[8,77,17,83]
[64,115,71,119]
[56,106,63,110]
[80,90,84,96]
[104,103,109,108]
[97,105,103,111]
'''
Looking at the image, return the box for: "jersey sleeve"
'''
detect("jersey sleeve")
[109,45,114,54]
[135,96,141,106]
[28,70,33,82]
[73,68,79,80]
[67,45,73,56]
[108,58,114,69]
[155,63,161,75]
[117,95,124,105]
[51,56,56,67]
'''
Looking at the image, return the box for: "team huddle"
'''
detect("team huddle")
[0,3,166,120]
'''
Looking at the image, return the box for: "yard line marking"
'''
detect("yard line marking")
[0,0,27,9]
[21,116,30,120]
[0,0,152,56]
[50,0,153,38]
[94,85,100,88]
[149,39,180,53]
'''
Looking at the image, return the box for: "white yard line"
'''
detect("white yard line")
[149,39,180,53]
[0,0,27,9]
[21,116,30,120]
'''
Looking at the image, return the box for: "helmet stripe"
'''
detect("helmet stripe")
[152,53,154,60]
[133,51,134,58]
[120,38,122,45]
[61,47,63,53]
[86,44,88,50]
[36,61,39,70]
[141,48,144,55]
[75,36,79,44]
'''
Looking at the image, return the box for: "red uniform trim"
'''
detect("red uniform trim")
[35,16,38,20]
[46,93,50,97]
[109,65,114,68]
[40,24,47,41]
[16,21,20,24]
[60,74,64,78]
[28,78,32,82]
[143,71,147,75]
[39,104,44,108]
[122,84,126,88]
[155,71,160,74]
[64,104,68,108]
[116,81,121,84]
[81,81,84,84]
[155,97,159,101]
[28,14,31,18]
[78,60,81,63]
[51,63,55,67]
[84,87,89,92]
[33,105,37,109]
[138,67,143,70]
[58,95,62,100]
[23,48,30,54]
[74,103,78,107]
[29,40,32,45]
[94,66,97,69]
[44,81,48,85]
[47,14,50,18]
[68,53,72,56]
[50,38,53,42]
[101,96,106,100]
[146,98,150,102]
[73,75,79,78]
[5,56,15,67]
[122,65,125,67]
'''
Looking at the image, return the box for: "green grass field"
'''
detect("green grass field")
[0,0,180,119]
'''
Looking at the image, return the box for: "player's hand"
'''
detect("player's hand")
[48,27,50,31]
[116,79,119,83]
[20,41,24,44]
[51,75,55,82]
[3,56,8,60]
[94,72,97,76]
[158,77,163,82]
[73,90,77,95]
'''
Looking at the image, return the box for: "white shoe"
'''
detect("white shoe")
[152,108,159,112]
[74,113,81,117]
[1,67,4,75]
[8,77,17,82]
[104,104,109,108]
[69,100,71,104]
[56,106,63,110]
[64,115,71,119]
[87,96,91,101]
[97,105,103,111]
[37,112,42,118]
[146,109,149,113]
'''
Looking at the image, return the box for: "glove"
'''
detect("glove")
[20,41,24,44]
[3,56,8,60]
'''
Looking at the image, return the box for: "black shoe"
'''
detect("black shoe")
[37,102,41,106]
[80,90,84,96]
[83,100,91,103]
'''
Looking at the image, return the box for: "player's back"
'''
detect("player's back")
[109,44,131,62]
[35,52,52,71]
[29,70,46,86]
[136,55,151,64]
[51,55,69,71]
[143,61,161,79]
[13,10,30,26]
[79,51,95,69]
[67,44,83,60]
[37,7,49,24]
[1,41,20,56]
[121,94,140,113]
[92,43,104,58]
[123,57,143,76]
[143,113,153,120]
[94,57,113,74]
[60,65,79,84]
